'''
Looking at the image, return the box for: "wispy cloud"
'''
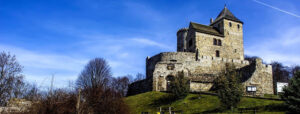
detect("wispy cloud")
[131,38,173,50]
[0,44,87,71]
[0,44,88,88]
[245,27,300,65]
[252,0,300,18]
[124,2,165,23]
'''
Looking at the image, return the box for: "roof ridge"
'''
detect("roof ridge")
[211,7,243,25]
[189,22,224,37]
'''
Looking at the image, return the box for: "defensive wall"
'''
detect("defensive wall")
[145,52,273,96]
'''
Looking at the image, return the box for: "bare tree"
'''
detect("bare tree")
[24,83,41,101]
[112,77,130,97]
[133,73,145,82]
[11,75,27,98]
[75,58,129,114]
[76,58,112,89]
[0,51,24,106]
[271,61,290,82]
[271,61,290,94]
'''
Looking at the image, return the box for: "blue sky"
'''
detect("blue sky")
[1,0,300,88]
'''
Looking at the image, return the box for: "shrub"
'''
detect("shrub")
[80,87,130,114]
[214,64,243,110]
[170,71,190,99]
[28,89,77,114]
[280,71,300,113]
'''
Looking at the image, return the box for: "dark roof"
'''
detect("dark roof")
[189,22,224,37]
[212,6,243,24]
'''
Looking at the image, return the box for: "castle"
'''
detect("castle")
[128,7,273,96]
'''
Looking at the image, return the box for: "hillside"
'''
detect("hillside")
[125,92,286,114]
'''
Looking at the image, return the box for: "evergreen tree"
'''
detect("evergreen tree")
[214,64,243,110]
[280,71,300,113]
[170,71,190,99]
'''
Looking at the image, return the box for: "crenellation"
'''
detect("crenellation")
[134,6,274,96]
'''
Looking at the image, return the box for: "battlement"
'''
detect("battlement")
[151,52,249,65]
[176,28,189,35]
[198,55,250,65]
[150,53,271,69]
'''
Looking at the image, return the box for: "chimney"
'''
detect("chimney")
[210,18,214,24]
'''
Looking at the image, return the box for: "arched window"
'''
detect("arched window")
[237,24,240,29]
[213,38,217,45]
[229,22,232,27]
[218,39,222,46]
[166,75,175,91]
[216,50,220,57]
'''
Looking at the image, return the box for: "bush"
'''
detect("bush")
[28,89,77,114]
[170,71,190,99]
[280,71,300,113]
[214,64,243,110]
[80,87,130,114]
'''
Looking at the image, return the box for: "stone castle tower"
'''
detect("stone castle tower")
[177,6,244,60]
[127,7,274,96]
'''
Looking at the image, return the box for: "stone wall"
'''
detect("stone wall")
[147,52,273,95]
[222,19,244,60]
[190,82,213,92]
[241,59,274,95]
[127,78,152,96]
[186,19,244,60]
[0,98,31,113]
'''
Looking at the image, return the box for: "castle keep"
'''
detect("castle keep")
[128,7,273,96]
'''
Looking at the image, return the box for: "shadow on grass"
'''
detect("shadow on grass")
[201,103,287,113]
[263,103,287,112]
[150,94,178,107]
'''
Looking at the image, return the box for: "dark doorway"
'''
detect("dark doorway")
[166,75,175,91]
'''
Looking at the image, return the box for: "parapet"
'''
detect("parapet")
[176,28,189,35]
[160,52,196,62]
[199,55,250,65]
[147,52,196,63]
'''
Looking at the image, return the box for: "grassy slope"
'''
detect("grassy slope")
[125,92,285,114]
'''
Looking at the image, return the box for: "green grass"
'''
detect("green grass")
[263,94,281,99]
[125,91,286,114]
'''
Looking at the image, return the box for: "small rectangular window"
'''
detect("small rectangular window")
[189,39,193,47]
[216,50,220,57]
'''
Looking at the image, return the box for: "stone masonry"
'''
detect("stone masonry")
[129,6,273,96]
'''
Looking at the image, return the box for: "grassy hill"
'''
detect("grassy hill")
[125,91,286,114]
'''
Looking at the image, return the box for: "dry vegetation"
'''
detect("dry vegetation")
[0,52,132,114]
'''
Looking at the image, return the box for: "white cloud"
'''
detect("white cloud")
[0,44,87,71]
[131,38,173,50]
[245,27,300,65]
[124,2,165,22]
[0,44,88,87]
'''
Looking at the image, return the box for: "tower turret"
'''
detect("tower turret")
[211,6,244,60]
[177,28,188,52]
